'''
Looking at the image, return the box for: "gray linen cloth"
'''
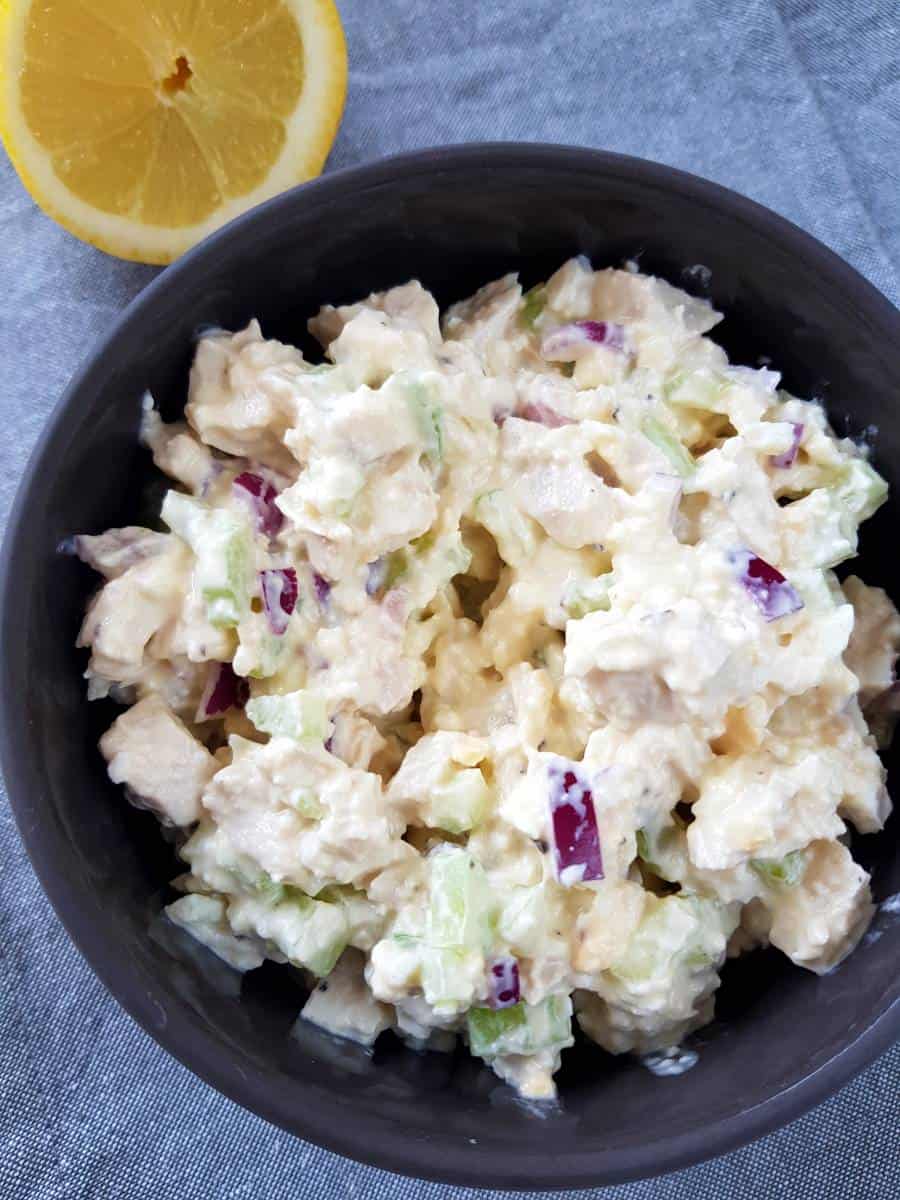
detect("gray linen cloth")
[1,1,897,1197]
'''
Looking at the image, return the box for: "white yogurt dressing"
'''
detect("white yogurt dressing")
[76,259,899,1100]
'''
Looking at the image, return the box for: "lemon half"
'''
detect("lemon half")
[0,0,347,262]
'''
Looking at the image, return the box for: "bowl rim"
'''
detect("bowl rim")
[2,141,899,1190]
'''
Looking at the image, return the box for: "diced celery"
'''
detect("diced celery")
[641,416,696,477]
[426,845,491,950]
[382,548,408,590]
[406,379,444,463]
[750,850,806,888]
[611,894,729,983]
[635,828,655,867]
[165,894,265,972]
[665,369,726,411]
[246,690,329,743]
[833,457,888,524]
[467,994,573,1060]
[287,788,324,818]
[279,892,349,977]
[377,529,472,601]
[634,823,681,879]
[427,768,492,834]
[563,574,614,619]
[520,284,547,329]
[420,847,494,1009]
[162,489,252,627]
[408,529,473,601]
[232,887,349,977]
[235,616,285,680]
[316,885,384,947]
[474,489,537,566]
[679,896,728,968]
[392,931,420,948]
[161,489,206,543]
[467,1002,527,1056]
[612,896,691,983]
[255,872,288,905]
[421,945,480,1012]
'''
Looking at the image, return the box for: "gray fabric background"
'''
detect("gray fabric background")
[1,1,898,1197]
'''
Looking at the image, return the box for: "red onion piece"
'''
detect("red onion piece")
[197,662,249,720]
[233,472,284,538]
[541,321,626,360]
[769,423,804,469]
[487,957,520,1009]
[548,761,603,885]
[260,567,298,635]
[313,572,332,607]
[729,549,803,621]
[365,558,388,596]
[516,401,575,428]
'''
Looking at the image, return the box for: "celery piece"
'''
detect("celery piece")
[246,690,329,743]
[287,788,324,818]
[426,845,491,950]
[641,416,695,477]
[520,284,547,329]
[162,489,252,628]
[563,574,614,619]
[750,850,806,888]
[612,895,704,983]
[255,872,288,905]
[467,994,573,1059]
[421,945,478,1012]
[833,458,888,525]
[635,828,655,867]
[280,892,349,977]
[467,1003,527,1057]
[428,769,492,834]
[407,380,444,463]
[665,369,725,411]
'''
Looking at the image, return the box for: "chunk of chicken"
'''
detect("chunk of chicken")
[100,695,217,826]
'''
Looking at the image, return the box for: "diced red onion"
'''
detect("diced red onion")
[492,401,513,427]
[365,558,388,596]
[313,572,332,607]
[547,761,603,885]
[769,423,804,469]
[260,567,298,635]
[197,662,249,720]
[541,321,626,360]
[516,401,575,428]
[729,548,803,621]
[233,471,284,538]
[487,957,520,1009]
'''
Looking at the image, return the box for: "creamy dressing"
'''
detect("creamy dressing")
[76,260,900,1100]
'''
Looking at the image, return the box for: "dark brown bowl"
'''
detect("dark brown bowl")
[1,144,899,1190]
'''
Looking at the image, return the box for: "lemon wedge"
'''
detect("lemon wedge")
[0,0,347,262]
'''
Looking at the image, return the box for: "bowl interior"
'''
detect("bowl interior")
[3,146,899,1189]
